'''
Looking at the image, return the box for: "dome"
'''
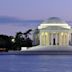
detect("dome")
[42,17,66,24]
[38,17,71,29]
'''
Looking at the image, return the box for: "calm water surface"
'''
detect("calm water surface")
[0,55,72,72]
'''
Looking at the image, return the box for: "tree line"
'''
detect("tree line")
[0,29,33,51]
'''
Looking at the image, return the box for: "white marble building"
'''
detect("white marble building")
[33,17,72,46]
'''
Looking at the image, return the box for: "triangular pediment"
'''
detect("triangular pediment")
[42,26,70,30]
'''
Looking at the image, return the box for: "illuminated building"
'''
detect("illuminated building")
[33,17,72,46]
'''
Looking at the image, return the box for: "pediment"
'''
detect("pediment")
[41,26,70,30]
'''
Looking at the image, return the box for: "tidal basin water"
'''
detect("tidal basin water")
[0,55,72,72]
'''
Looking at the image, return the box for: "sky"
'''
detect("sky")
[0,0,72,20]
[0,0,72,35]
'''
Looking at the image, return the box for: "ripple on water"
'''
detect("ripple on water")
[0,55,72,72]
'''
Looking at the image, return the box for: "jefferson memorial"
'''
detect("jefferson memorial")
[33,17,72,46]
[21,17,72,51]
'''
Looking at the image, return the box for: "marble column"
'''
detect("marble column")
[57,33,59,45]
[67,33,69,45]
[56,33,58,45]
[59,32,61,46]
[49,33,51,45]
[51,33,53,45]
[40,32,42,46]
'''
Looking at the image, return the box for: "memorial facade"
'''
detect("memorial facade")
[33,17,72,46]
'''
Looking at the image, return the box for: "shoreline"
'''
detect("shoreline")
[0,46,72,55]
[0,51,72,55]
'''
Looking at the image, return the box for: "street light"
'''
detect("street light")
[11,38,15,43]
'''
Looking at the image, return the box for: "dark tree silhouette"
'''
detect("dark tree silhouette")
[23,29,32,47]
[0,29,33,51]
[13,32,23,50]
[26,37,32,47]
[8,36,15,50]
[23,29,32,38]
[0,35,13,51]
[13,29,33,50]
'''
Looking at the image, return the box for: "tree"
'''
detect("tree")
[23,29,32,38]
[23,29,32,47]
[14,32,23,50]
[26,37,32,47]
[8,36,15,50]
[0,35,13,51]
[14,29,33,50]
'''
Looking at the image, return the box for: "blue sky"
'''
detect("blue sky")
[0,0,72,35]
[0,0,72,20]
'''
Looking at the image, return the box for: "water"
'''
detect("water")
[0,55,72,72]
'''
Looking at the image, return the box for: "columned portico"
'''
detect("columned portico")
[33,17,72,47]
[40,32,69,46]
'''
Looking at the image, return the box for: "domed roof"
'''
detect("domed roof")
[42,17,66,24]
